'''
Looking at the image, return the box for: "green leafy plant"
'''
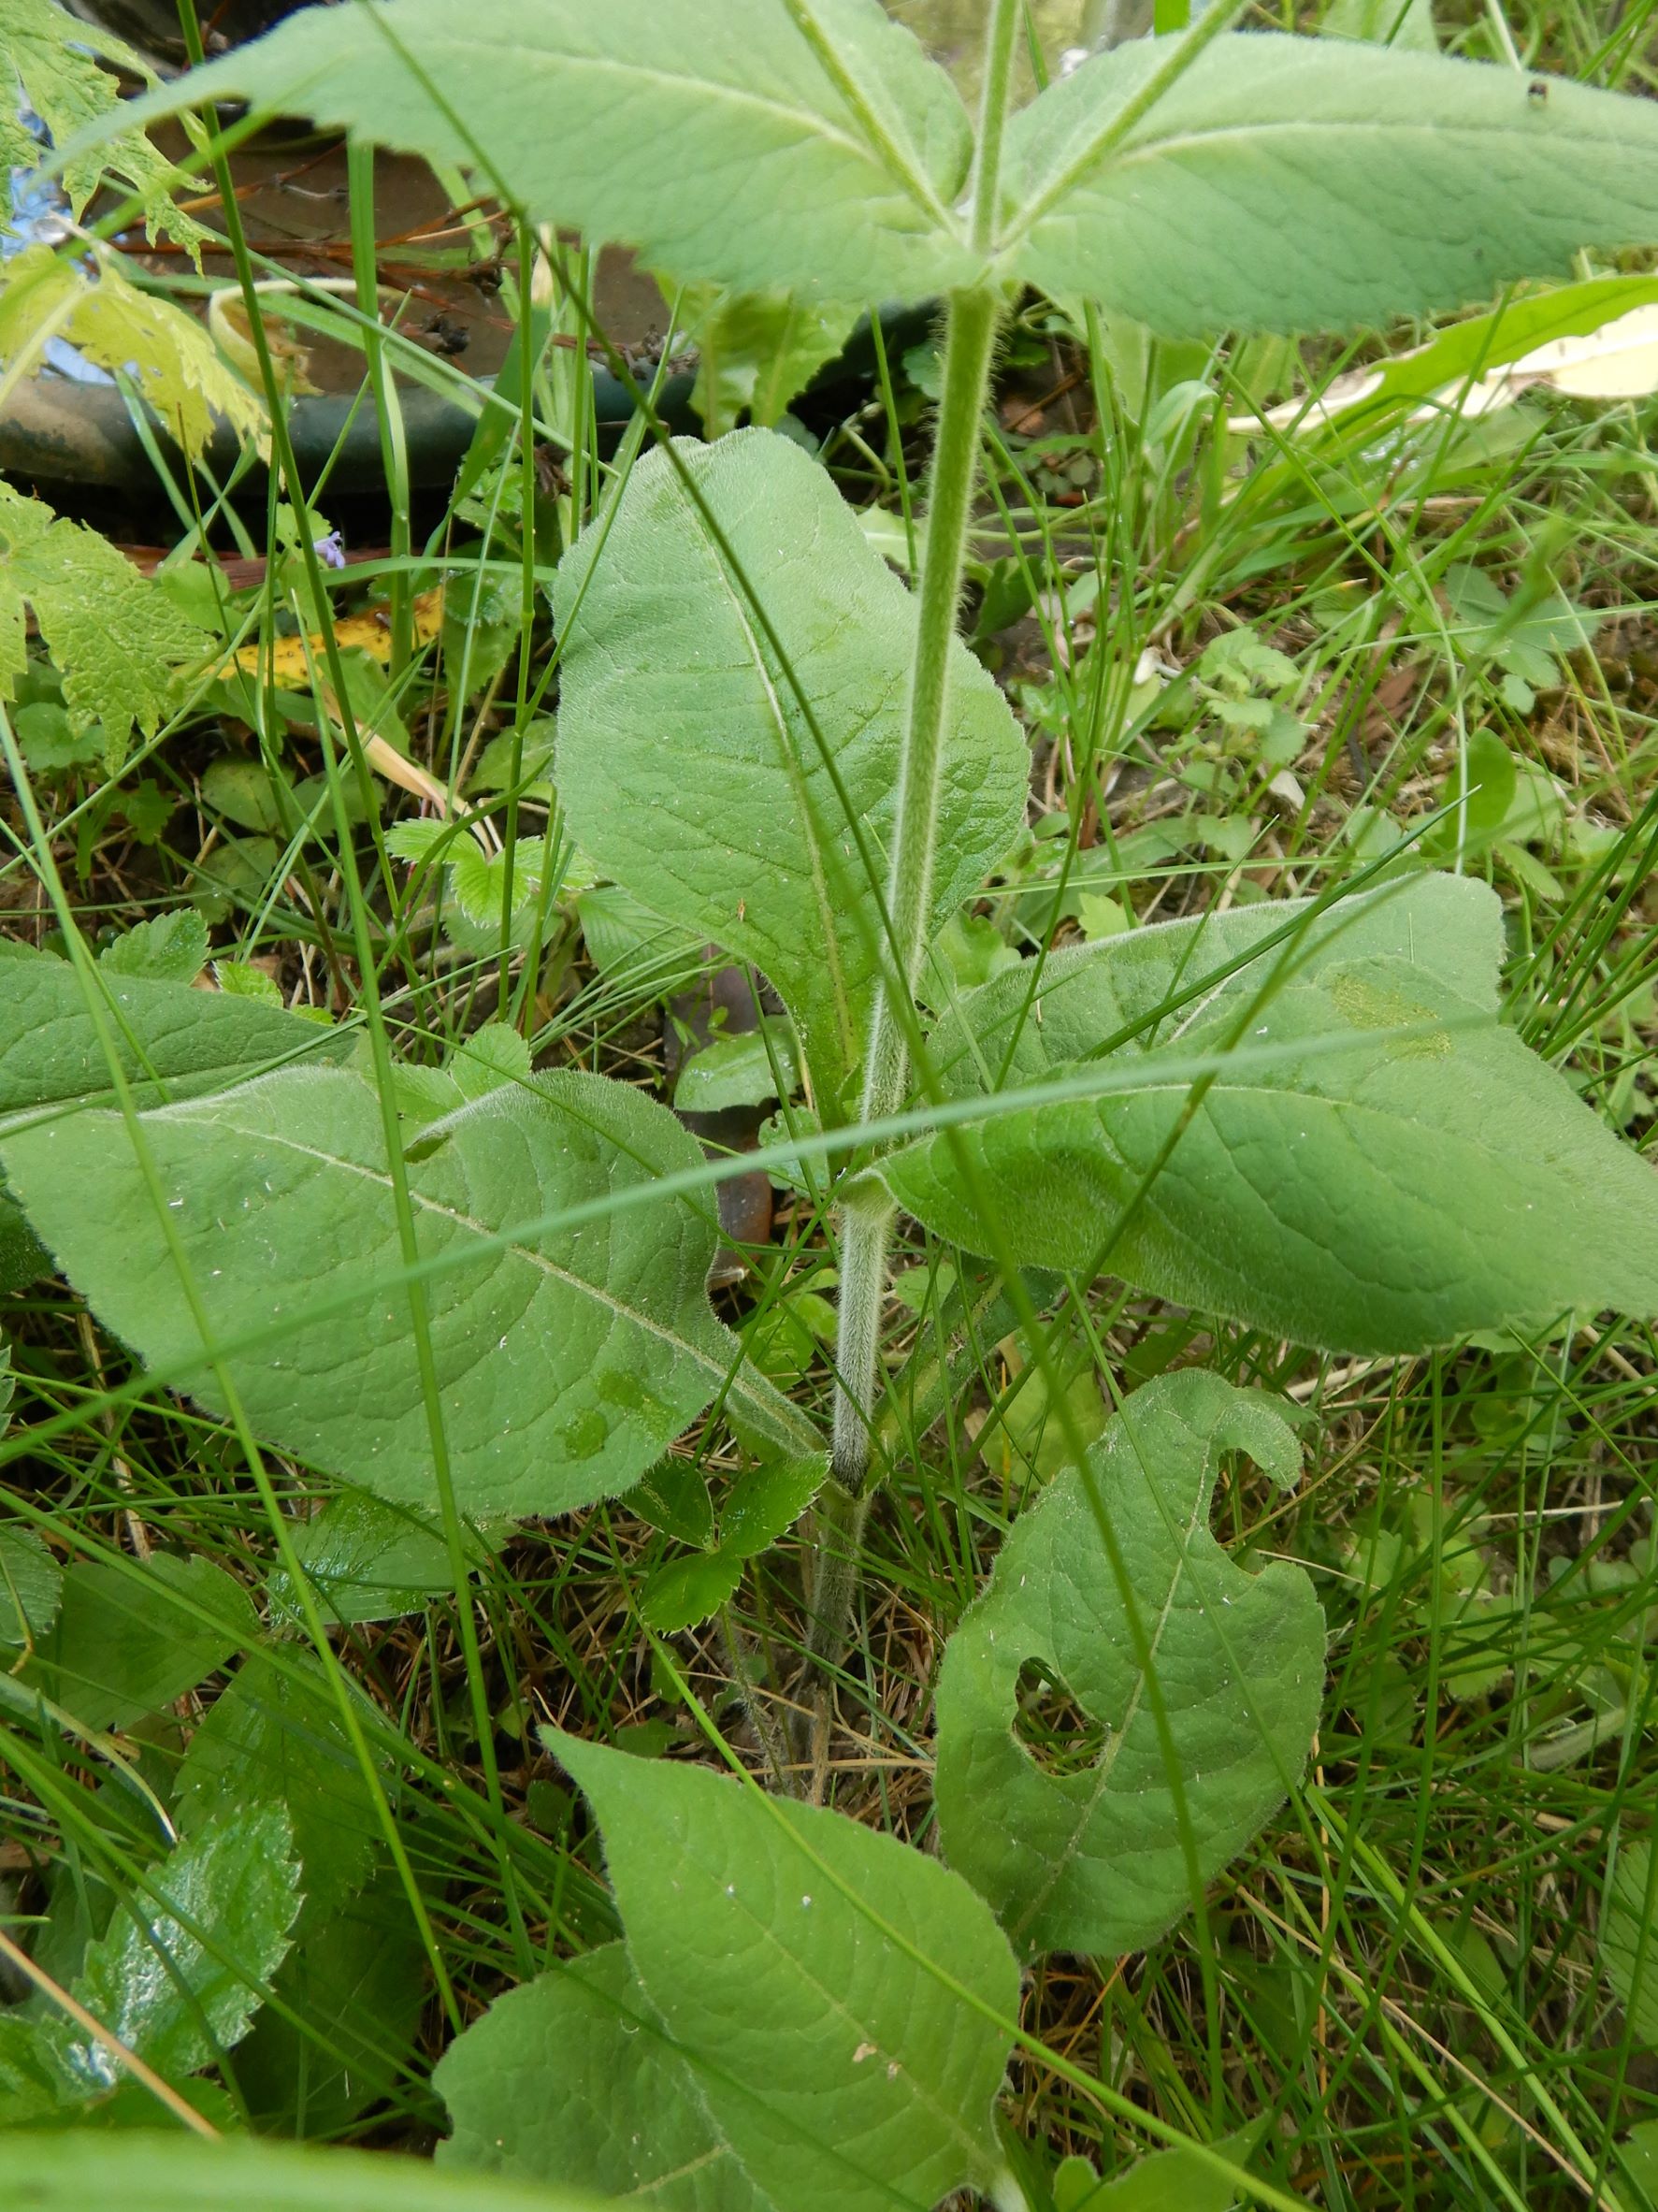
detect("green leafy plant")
[10,0,1658,2203]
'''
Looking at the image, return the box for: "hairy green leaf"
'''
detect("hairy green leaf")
[0,2132,610,2212]
[881,875,1658,1352]
[555,431,1027,1108]
[935,1371,1322,1959]
[447,1732,1020,2212]
[0,1066,818,1519]
[0,942,348,1130]
[94,0,977,303]
[1000,36,1658,337]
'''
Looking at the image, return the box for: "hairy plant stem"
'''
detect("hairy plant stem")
[824,284,1001,1510]
[807,0,1019,1699]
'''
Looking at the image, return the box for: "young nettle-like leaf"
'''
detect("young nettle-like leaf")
[1,484,214,768]
[98,909,210,987]
[0,1808,300,2124]
[440,1733,1021,2212]
[94,0,979,305]
[678,282,860,439]
[555,431,1027,1109]
[267,1492,496,1626]
[997,36,1658,338]
[934,1371,1323,1959]
[0,1066,819,1520]
[882,874,1658,1353]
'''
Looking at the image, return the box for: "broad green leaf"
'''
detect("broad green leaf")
[0,483,215,766]
[35,1554,256,1732]
[681,285,861,437]
[0,2131,609,2212]
[555,431,1028,1108]
[881,874,1658,1353]
[175,1654,384,1930]
[236,1875,427,2134]
[99,909,209,986]
[675,1019,800,1113]
[935,1371,1322,1959]
[1,1066,819,1519]
[484,1731,1021,2212]
[95,0,978,304]
[439,1943,764,2209]
[999,36,1658,338]
[0,1525,60,1648]
[1602,1841,1658,2045]
[267,1492,491,1625]
[0,939,349,1130]
[0,1809,302,2121]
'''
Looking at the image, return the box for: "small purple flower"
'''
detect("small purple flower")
[312,529,346,571]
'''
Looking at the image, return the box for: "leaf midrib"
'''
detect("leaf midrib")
[156,1106,791,1437]
[1003,105,1652,258]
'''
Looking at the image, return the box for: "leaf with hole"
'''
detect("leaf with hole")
[0,1065,819,1519]
[881,874,1658,1352]
[555,430,1027,1109]
[935,1370,1322,1959]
